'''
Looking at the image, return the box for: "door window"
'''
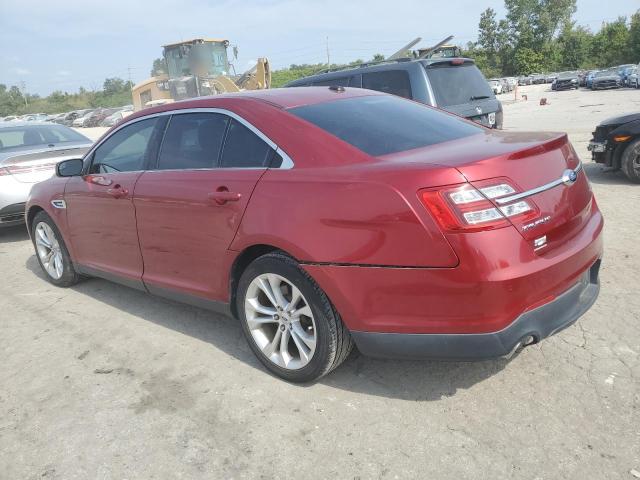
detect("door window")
[220,119,272,168]
[90,118,158,173]
[362,70,412,99]
[157,113,228,170]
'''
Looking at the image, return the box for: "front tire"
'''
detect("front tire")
[31,211,81,287]
[620,138,640,184]
[236,252,353,382]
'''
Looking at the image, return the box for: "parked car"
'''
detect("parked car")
[545,73,558,83]
[100,109,133,127]
[629,68,639,89]
[285,57,503,129]
[3,116,17,122]
[588,112,640,183]
[499,78,511,93]
[488,79,503,95]
[552,72,579,91]
[624,66,638,88]
[62,109,91,127]
[591,69,622,90]
[0,123,92,227]
[83,108,118,128]
[531,74,546,84]
[518,76,532,86]
[25,88,603,381]
[585,71,598,89]
[72,110,96,127]
[617,64,636,85]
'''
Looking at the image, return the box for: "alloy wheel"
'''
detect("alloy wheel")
[35,222,64,280]
[244,273,317,370]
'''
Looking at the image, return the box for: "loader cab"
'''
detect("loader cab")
[163,39,232,78]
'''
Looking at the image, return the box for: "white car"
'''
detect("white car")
[488,80,502,95]
[72,111,94,127]
[0,122,92,227]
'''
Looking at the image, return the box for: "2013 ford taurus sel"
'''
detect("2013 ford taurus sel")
[26,87,603,382]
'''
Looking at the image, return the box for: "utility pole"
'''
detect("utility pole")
[127,65,133,89]
[19,81,28,108]
[326,36,330,71]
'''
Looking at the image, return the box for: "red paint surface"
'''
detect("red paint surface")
[26,88,603,335]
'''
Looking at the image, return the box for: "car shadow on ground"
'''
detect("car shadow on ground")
[0,225,29,243]
[26,255,512,401]
[583,162,635,186]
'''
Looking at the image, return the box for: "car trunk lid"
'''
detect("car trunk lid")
[381,130,593,251]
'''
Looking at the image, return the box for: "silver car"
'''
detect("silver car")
[0,122,92,227]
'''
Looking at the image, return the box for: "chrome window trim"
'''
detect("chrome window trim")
[495,162,583,205]
[83,107,295,170]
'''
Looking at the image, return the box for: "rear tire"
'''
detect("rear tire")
[620,138,640,184]
[236,252,353,382]
[31,211,81,287]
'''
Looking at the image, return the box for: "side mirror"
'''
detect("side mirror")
[56,158,84,177]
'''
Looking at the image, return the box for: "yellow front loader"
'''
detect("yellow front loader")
[132,38,270,110]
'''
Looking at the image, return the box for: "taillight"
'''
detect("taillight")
[0,163,57,176]
[420,181,537,232]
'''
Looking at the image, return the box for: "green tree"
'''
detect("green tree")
[513,47,545,75]
[151,57,166,76]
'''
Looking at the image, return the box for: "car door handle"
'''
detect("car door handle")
[208,190,242,205]
[107,185,129,199]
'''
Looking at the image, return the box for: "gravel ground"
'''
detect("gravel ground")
[2,85,639,480]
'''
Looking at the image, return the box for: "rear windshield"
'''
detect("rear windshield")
[0,125,89,152]
[425,63,494,107]
[289,95,482,156]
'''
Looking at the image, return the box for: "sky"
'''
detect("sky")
[1,0,637,96]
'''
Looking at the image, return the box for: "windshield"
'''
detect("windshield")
[165,42,230,78]
[0,125,89,153]
[425,63,494,107]
[289,95,482,157]
[595,70,616,77]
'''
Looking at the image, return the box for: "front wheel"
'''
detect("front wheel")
[620,138,640,183]
[31,211,81,287]
[236,252,353,382]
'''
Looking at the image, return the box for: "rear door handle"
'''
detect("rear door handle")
[208,190,242,205]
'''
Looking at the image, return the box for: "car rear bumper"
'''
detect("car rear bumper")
[351,260,600,360]
[0,176,31,226]
[303,206,603,358]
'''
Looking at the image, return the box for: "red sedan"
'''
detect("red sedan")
[26,87,603,382]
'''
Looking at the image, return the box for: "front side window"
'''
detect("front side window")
[90,118,158,173]
[289,95,482,157]
[157,113,228,170]
[220,119,272,168]
[362,70,412,99]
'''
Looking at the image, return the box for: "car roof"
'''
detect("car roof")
[0,121,63,129]
[132,86,384,119]
[284,57,476,86]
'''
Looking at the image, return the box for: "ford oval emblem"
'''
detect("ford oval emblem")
[562,169,578,186]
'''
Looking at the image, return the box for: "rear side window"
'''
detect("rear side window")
[220,119,272,168]
[425,63,494,107]
[362,70,412,99]
[90,118,158,173]
[289,95,482,156]
[312,77,350,87]
[157,113,228,170]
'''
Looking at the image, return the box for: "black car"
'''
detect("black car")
[588,112,640,183]
[552,72,579,91]
[285,57,503,129]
